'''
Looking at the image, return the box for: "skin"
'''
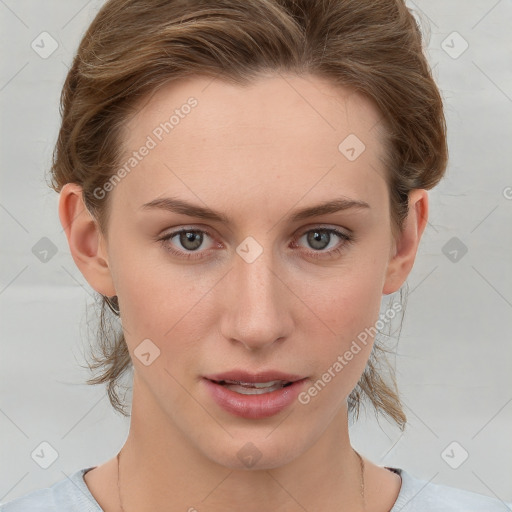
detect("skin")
[59,73,428,512]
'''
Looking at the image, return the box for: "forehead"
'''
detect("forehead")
[113,73,388,215]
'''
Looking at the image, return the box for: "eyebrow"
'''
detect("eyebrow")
[140,196,370,223]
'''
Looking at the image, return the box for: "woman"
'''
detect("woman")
[1,0,510,510]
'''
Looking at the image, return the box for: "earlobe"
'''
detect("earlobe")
[382,189,429,295]
[59,183,116,297]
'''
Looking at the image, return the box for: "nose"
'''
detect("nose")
[219,245,293,352]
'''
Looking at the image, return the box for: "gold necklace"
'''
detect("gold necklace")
[355,449,366,509]
[117,448,365,511]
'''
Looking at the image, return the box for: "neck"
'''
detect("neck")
[116,379,365,512]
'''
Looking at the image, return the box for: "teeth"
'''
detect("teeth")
[221,379,286,388]
[211,379,295,394]
[222,382,286,395]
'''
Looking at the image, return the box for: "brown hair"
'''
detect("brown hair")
[49,0,448,427]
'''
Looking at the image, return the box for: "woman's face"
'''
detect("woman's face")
[95,73,409,469]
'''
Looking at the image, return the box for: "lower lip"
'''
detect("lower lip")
[202,378,308,419]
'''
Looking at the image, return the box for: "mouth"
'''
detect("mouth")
[202,371,308,419]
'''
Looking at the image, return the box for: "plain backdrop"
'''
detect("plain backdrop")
[1,0,511,506]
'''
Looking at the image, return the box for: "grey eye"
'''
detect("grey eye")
[176,231,204,251]
[306,230,332,250]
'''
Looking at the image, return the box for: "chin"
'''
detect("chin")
[198,426,314,471]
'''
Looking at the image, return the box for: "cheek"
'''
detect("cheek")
[110,245,218,366]
[294,252,388,395]
[300,255,387,338]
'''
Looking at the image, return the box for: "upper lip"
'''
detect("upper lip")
[204,370,305,384]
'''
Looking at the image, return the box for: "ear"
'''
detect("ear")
[58,183,116,297]
[382,189,429,295]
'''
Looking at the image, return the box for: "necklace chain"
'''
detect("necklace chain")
[355,449,366,509]
[117,448,365,511]
[117,450,124,512]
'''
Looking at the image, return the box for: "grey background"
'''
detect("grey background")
[1,0,511,506]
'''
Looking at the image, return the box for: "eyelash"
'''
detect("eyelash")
[158,226,353,261]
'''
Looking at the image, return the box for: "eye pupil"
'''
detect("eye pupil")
[307,230,330,250]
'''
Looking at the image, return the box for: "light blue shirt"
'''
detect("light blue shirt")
[1,466,511,511]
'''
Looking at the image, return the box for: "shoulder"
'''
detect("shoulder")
[0,468,101,512]
[389,467,512,512]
